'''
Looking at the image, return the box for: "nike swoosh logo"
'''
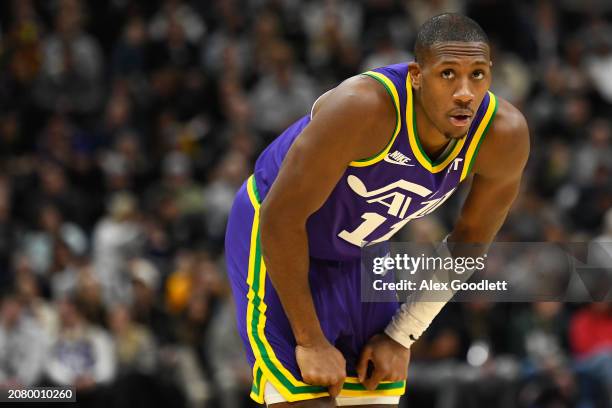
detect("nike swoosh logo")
[384,155,415,166]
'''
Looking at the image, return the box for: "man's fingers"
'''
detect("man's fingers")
[356,347,372,383]
[328,379,344,398]
[302,370,345,398]
[363,367,386,391]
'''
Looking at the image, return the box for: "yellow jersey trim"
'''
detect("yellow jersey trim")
[349,71,402,167]
[460,91,498,181]
[406,73,467,172]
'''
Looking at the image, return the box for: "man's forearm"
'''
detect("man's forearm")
[260,215,325,346]
[385,234,493,349]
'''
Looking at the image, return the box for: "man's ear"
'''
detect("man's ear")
[408,62,421,90]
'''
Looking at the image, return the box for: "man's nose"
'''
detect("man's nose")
[453,79,474,105]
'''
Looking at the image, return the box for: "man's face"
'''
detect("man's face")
[410,41,492,139]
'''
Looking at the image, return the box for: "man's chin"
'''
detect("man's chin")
[444,131,468,140]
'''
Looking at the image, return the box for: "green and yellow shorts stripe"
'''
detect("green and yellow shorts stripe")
[225,175,406,403]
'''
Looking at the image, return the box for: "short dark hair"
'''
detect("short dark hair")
[414,13,489,63]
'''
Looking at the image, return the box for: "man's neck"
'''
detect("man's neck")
[413,96,454,160]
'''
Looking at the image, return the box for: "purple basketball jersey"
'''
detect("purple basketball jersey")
[253,63,498,260]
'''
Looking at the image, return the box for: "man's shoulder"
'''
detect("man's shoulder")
[308,74,397,163]
[313,74,395,119]
[489,97,529,143]
[473,96,530,177]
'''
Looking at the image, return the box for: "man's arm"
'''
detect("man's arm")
[259,75,395,395]
[450,98,530,245]
[382,98,530,361]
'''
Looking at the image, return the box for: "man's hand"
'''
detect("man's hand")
[356,333,411,390]
[296,338,346,398]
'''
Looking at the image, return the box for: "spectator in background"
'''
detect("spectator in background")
[562,95,594,142]
[250,41,317,141]
[250,11,283,77]
[510,302,569,364]
[149,17,198,71]
[149,193,184,257]
[99,82,136,146]
[407,0,466,30]
[107,303,161,408]
[130,256,208,407]
[0,0,43,112]
[528,62,568,134]
[100,146,133,194]
[203,150,249,250]
[510,302,578,408]
[300,7,361,82]
[561,38,590,96]
[0,111,30,159]
[29,158,83,222]
[570,302,612,362]
[361,28,412,72]
[571,164,612,233]
[100,131,152,199]
[569,303,612,406]
[108,303,156,376]
[224,124,257,162]
[20,202,86,277]
[0,295,47,388]
[13,268,58,336]
[92,192,144,304]
[572,119,612,187]
[301,0,363,71]
[534,140,572,200]
[581,17,612,104]
[176,253,224,350]
[205,297,254,408]
[201,5,251,81]
[0,176,17,287]
[165,250,198,315]
[158,151,204,216]
[174,254,226,408]
[130,257,176,346]
[590,208,612,282]
[45,296,115,407]
[33,0,104,116]
[112,16,149,79]
[143,151,208,250]
[74,267,107,328]
[407,302,518,408]
[48,240,80,300]
[529,0,561,64]
[216,77,253,145]
[489,39,532,107]
[148,0,206,46]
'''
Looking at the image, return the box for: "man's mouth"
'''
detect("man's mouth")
[449,112,473,127]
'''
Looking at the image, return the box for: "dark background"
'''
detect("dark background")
[0,0,610,407]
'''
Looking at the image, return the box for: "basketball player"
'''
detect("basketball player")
[225,13,529,407]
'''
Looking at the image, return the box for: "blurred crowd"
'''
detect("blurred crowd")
[0,0,610,407]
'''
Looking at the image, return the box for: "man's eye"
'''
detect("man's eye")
[441,70,454,79]
[473,70,485,79]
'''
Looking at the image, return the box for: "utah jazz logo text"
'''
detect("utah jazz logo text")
[338,175,455,246]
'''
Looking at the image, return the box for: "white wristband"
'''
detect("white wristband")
[385,299,448,349]
[384,235,455,349]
